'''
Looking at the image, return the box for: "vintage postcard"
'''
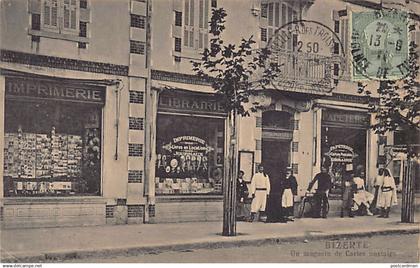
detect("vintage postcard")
[0,0,419,266]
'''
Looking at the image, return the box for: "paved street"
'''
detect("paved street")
[1,214,419,263]
[68,233,419,263]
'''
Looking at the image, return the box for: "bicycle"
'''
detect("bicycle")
[297,192,330,218]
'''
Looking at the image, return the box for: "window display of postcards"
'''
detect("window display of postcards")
[52,133,69,178]
[4,133,19,177]
[36,134,52,178]
[67,135,83,177]
[20,133,37,179]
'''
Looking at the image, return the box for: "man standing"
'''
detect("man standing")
[236,170,250,221]
[307,166,332,218]
[249,165,271,222]
[282,167,298,221]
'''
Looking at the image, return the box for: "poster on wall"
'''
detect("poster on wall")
[239,151,254,183]
[156,135,214,179]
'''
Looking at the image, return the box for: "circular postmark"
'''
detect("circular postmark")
[351,9,410,81]
[267,20,346,94]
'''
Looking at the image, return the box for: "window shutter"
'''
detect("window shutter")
[198,0,209,49]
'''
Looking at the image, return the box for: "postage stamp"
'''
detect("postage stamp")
[351,9,410,81]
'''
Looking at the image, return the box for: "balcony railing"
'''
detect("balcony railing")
[270,50,344,95]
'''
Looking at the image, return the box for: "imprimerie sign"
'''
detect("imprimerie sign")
[5,77,105,104]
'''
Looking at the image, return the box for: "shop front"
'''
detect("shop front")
[321,108,370,198]
[153,88,227,223]
[261,110,293,180]
[2,75,108,228]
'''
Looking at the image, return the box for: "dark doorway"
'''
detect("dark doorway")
[262,140,290,180]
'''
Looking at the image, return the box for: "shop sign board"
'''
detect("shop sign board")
[325,144,358,163]
[156,135,214,178]
[385,145,408,155]
[322,109,370,127]
[158,90,227,116]
[162,135,214,155]
[5,78,105,104]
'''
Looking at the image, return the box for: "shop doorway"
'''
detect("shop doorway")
[261,110,293,180]
[262,140,290,180]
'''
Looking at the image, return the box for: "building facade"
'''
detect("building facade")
[1,0,418,228]
[0,0,150,228]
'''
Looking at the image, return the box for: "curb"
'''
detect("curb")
[2,227,419,263]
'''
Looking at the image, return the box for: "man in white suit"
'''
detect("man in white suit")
[249,165,271,222]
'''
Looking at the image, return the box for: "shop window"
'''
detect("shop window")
[320,126,367,197]
[3,99,102,197]
[155,114,225,195]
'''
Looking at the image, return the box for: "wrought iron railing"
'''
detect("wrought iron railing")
[270,49,344,95]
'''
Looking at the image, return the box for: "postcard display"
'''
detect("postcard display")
[4,127,85,196]
[155,132,224,195]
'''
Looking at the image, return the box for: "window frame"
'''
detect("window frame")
[41,0,80,35]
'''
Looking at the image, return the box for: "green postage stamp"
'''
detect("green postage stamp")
[351,9,410,81]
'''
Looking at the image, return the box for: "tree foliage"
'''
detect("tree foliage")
[192,8,281,116]
[358,41,420,137]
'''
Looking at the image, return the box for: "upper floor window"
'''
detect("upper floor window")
[183,0,210,50]
[43,0,79,34]
[261,2,298,50]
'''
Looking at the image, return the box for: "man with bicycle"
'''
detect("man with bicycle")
[306,166,332,218]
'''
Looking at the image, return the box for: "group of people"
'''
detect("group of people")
[236,165,298,223]
[342,167,398,218]
[236,164,398,222]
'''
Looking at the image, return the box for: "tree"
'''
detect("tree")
[192,8,281,236]
[357,41,419,223]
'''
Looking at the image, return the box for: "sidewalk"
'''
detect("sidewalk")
[1,213,419,263]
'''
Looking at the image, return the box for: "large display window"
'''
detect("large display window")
[3,79,103,197]
[155,114,225,195]
[321,109,369,196]
[321,127,367,196]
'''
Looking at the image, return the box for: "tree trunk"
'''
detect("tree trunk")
[223,111,238,236]
[401,158,416,223]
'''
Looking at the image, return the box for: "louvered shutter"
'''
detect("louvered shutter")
[198,0,209,49]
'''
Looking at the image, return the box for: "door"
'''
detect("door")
[262,140,290,181]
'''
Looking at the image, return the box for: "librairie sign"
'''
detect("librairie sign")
[158,90,227,116]
[5,78,105,104]
[326,144,358,163]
